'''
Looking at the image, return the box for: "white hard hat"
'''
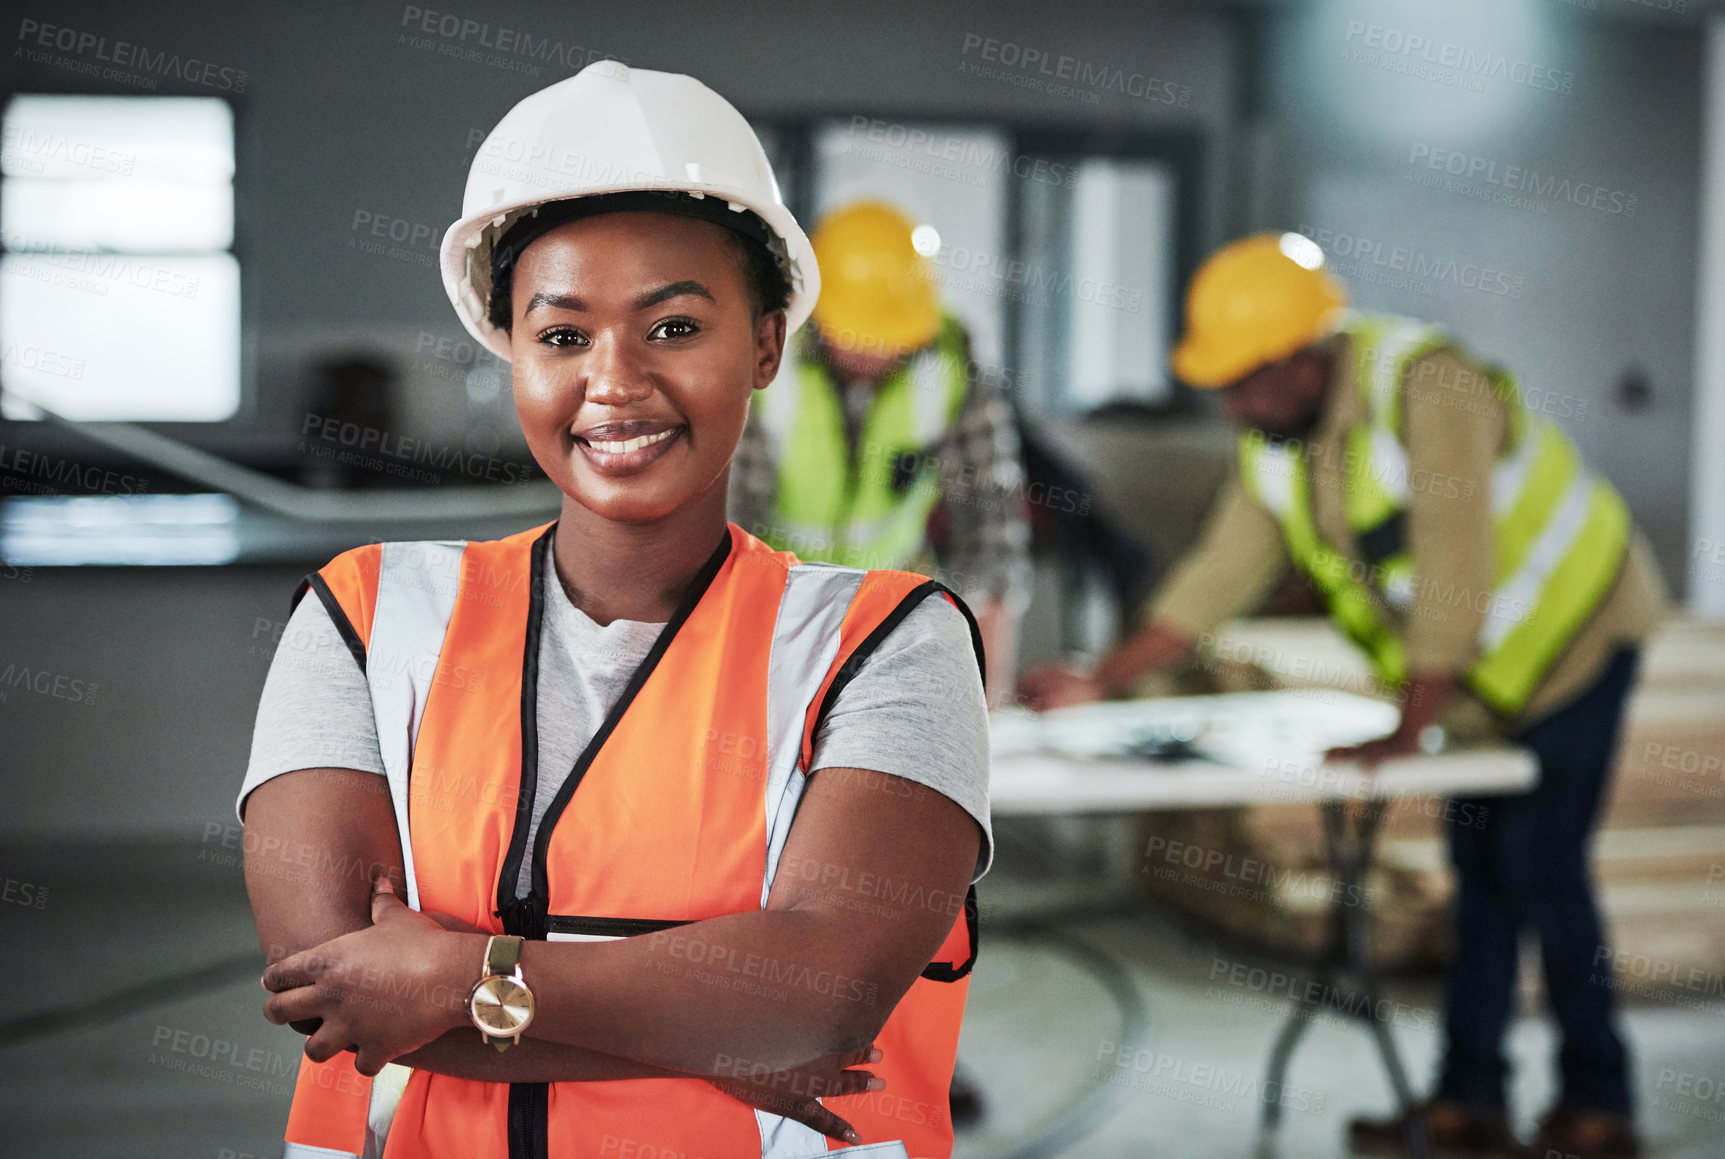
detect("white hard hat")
[440,61,819,362]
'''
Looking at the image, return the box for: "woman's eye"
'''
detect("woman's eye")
[538,327,588,348]
[649,317,700,341]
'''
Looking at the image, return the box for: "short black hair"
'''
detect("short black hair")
[486,200,791,332]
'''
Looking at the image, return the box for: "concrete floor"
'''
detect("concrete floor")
[1,833,1721,1158]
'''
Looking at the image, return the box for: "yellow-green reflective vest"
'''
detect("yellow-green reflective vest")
[1237,313,1630,717]
[753,316,971,571]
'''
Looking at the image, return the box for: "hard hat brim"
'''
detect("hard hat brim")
[1172,335,1255,390]
[440,185,819,364]
[811,300,941,357]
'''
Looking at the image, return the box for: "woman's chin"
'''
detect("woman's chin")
[559,485,689,526]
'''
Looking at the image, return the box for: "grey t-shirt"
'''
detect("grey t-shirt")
[239,542,993,890]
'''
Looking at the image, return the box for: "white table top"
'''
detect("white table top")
[989,691,1537,815]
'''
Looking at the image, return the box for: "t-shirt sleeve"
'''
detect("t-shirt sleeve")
[236,591,385,821]
[808,595,993,882]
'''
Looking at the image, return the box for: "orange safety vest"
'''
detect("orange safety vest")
[278,522,980,1159]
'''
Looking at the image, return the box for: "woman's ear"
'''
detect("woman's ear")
[753,310,788,391]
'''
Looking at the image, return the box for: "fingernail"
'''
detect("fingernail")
[843,1129,861,1144]
[867,1048,883,1062]
[865,1076,884,1091]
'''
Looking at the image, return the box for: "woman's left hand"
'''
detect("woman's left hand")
[262,881,483,1075]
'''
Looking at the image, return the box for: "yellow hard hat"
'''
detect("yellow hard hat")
[810,200,941,356]
[1172,233,1349,389]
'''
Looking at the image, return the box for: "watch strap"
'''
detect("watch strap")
[475,935,529,1050]
[485,934,524,978]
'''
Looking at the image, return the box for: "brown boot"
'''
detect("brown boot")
[1347,1099,1530,1158]
[1530,1105,1640,1159]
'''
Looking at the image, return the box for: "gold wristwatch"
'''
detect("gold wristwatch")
[467,934,535,1051]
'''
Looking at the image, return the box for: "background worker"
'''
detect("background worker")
[1021,233,1666,1159]
[729,200,1031,702]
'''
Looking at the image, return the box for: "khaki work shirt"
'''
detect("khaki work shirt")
[1148,336,1667,734]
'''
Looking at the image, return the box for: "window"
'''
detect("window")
[1,95,239,421]
[1016,156,1178,414]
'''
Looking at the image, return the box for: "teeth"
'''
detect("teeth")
[587,428,675,454]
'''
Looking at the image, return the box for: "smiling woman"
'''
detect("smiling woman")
[238,61,991,1159]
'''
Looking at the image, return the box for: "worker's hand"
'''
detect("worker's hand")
[1017,663,1105,712]
[1325,671,1455,771]
[709,1045,884,1144]
[1325,726,1424,770]
[262,879,480,1076]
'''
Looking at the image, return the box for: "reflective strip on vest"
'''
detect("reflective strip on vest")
[1237,314,1629,715]
[760,563,866,907]
[368,539,466,913]
[283,523,975,1159]
[283,1144,364,1159]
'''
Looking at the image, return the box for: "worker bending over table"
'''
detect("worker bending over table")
[239,62,990,1159]
[1022,233,1666,1159]
[728,199,1031,702]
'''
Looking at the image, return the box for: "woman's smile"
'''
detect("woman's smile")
[570,419,687,477]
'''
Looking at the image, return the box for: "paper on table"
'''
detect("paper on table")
[991,691,1400,769]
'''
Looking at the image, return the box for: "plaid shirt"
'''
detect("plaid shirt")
[728,336,1032,614]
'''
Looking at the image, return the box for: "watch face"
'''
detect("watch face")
[470,976,534,1036]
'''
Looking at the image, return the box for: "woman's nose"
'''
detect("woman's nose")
[582,337,653,406]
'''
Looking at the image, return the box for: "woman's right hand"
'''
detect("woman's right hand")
[709,1046,884,1144]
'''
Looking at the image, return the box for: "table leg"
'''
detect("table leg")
[1257,799,1431,1159]
[1335,801,1431,1159]
[1255,998,1317,1157]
